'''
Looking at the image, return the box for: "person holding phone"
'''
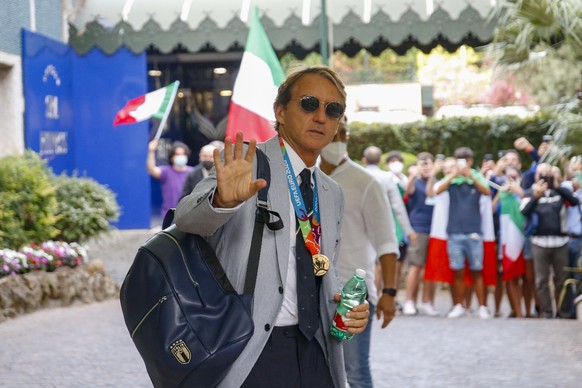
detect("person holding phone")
[435,147,492,319]
[514,135,553,189]
[521,163,579,318]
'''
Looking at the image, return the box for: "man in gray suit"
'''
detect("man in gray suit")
[176,66,370,387]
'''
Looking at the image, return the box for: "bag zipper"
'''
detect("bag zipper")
[163,232,206,307]
[131,295,167,338]
[164,233,200,288]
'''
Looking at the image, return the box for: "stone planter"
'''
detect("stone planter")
[0,260,119,323]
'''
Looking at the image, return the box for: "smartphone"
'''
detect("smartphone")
[483,153,493,161]
[436,154,445,160]
[542,135,553,142]
[456,158,467,168]
[541,174,554,189]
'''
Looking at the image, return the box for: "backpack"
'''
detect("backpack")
[120,149,282,387]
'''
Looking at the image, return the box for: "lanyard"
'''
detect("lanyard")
[279,137,322,255]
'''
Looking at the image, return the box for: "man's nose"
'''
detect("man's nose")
[312,105,327,122]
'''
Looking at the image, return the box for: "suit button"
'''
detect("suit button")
[264,324,271,331]
[278,286,284,294]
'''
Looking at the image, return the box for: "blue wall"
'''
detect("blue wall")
[22,30,151,229]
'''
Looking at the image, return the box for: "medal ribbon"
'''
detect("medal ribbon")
[278,136,322,256]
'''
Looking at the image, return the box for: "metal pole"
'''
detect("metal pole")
[320,0,328,65]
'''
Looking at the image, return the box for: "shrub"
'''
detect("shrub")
[52,174,120,243]
[347,111,579,168]
[0,152,59,249]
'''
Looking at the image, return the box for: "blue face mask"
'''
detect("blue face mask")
[173,155,188,167]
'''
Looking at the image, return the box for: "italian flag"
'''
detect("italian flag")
[226,7,285,142]
[424,184,497,286]
[499,191,526,281]
[113,81,179,126]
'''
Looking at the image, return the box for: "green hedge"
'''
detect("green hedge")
[348,112,581,166]
[53,174,120,243]
[0,152,59,249]
[0,152,120,249]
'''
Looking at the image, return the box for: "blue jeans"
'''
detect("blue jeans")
[447,233,484,271]
[343,303,376,388]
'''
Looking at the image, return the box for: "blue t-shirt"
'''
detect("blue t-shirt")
[447,183,482,235]
[407,178,433,233]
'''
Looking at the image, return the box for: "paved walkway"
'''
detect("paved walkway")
[0,230,580,387]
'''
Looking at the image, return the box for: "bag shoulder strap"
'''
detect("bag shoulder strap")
[162,148,282,295]
[244,148,283,294]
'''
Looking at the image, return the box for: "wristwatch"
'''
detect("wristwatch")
[382,287,397,297]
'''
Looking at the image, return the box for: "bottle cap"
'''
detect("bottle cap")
[355,269,366,278]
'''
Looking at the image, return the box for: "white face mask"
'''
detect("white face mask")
[321,141,347,166]
[173,155,188,167]
[389,161,403,174]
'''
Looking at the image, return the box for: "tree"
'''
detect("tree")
[487,0,582,106]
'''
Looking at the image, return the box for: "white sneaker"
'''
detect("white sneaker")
[447,304,466,318]
[477,305,492,319]
[418,302,439,317]
[402,300,417,316]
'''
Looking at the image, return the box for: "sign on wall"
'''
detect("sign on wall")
[22,29,151,229]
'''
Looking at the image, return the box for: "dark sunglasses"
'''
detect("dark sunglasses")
[299,96,344,119]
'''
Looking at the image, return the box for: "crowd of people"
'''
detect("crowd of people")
[375,136,581,320]
[143,64,580,388]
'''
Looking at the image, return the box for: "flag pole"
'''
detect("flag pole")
[153,81,180,141]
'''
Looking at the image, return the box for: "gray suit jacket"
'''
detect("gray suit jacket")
[175,135,347,388]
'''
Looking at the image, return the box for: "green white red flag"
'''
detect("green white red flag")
[113,81,179,126]
[226,7,285,142]
[499,191,526,281]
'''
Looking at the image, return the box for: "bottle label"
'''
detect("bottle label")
[332,311,352,331]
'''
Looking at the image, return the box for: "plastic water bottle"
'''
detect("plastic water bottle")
[330,269,367,341]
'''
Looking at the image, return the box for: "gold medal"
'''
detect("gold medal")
[312,253,330,276]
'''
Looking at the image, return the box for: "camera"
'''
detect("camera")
[436,154,445,160]
[456,158,467,168]
[542,135,553,142]
[483,153,493,161]
[497,150,506,159]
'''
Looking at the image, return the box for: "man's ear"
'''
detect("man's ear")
[275,104,285,126]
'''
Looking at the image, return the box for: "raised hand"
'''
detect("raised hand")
[212,132,267,208]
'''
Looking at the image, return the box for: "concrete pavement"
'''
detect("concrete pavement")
[0,229,580,387]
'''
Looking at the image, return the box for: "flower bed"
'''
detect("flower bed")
[0,241,119,322]
[1,240,88,278]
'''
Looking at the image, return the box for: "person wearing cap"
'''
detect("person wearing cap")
[435,147,493,319]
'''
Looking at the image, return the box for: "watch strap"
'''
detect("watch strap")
[382,287,397,297]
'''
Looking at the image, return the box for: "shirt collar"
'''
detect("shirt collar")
[282,138,314,179]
